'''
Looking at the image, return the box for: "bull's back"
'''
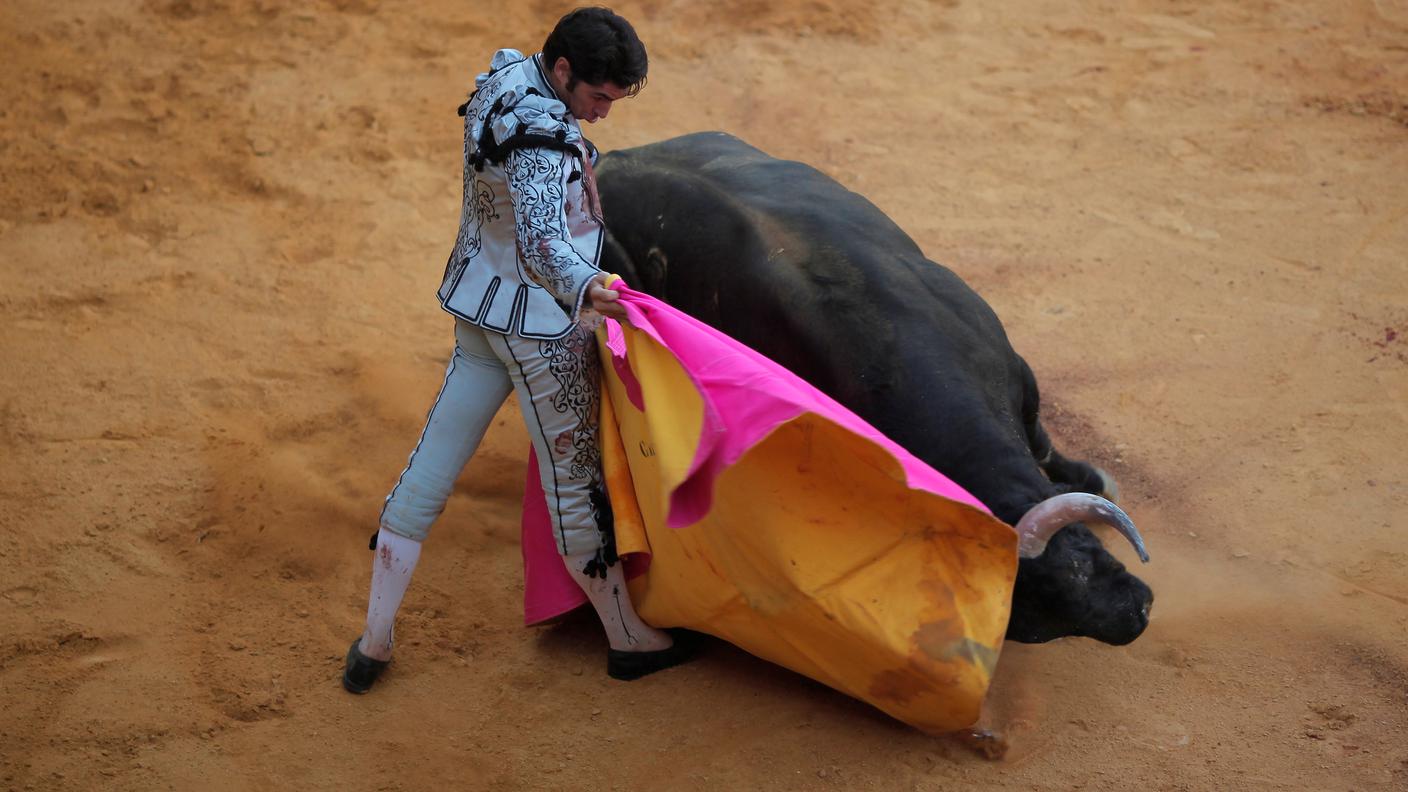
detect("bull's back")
[603,133,924,268]
[597,133,1034,494]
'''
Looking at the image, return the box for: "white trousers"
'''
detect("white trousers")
[379,319,606,556]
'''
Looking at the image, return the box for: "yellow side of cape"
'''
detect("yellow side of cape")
[597,322,1018,734]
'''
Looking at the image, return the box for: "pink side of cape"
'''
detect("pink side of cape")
[521,285,989,625]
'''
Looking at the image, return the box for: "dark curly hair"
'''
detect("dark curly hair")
[542,7,648,97]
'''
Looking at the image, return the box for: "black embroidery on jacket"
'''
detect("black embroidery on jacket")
[442,178,498,288]
[506,147,588,298]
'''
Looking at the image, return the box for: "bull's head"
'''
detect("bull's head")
[1005,494,1154,645]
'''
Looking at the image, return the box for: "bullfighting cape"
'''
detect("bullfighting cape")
[520,282,1019,733]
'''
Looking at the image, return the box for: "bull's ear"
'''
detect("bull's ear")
[642,247,668,292]
[599,230,641,286]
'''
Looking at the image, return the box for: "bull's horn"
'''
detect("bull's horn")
[1015,492,1150,563]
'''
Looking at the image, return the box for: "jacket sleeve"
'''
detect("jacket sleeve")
[503,146,600,316]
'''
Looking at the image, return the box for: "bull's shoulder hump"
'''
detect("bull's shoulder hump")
[608,131,771,168]
[599,136,774,188]
[607,140,920,250]
[598,143,782,240]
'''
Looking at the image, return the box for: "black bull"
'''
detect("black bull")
[595,132,1153,646]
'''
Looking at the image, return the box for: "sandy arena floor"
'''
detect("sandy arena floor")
[2,1,1406,789]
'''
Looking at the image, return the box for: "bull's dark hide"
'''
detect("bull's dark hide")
[595,132,1153,645]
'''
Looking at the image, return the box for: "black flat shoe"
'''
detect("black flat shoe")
[342,638,390,694]
[607,629,701,681]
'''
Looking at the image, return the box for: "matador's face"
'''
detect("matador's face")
[550,57,631,124]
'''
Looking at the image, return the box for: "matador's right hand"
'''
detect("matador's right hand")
[587,273,628,321]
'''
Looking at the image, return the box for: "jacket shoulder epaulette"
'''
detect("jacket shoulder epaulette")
[470,84,583,172]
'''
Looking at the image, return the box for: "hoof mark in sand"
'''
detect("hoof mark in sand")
[3,630,136,669]
[73,635,140,668]
[2,585,38,604]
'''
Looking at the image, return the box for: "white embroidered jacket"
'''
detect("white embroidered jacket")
[437,50,603,339]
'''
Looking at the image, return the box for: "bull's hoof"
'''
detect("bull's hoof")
[952,728,1009,761]
[1094,466,1120,503]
